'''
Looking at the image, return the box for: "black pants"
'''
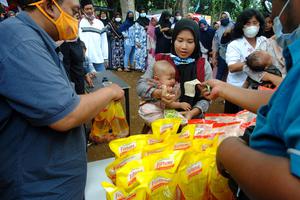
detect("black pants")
[224,100,243,114]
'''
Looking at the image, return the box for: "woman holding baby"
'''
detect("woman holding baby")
[224,9,268,113]
[137,19,212,123]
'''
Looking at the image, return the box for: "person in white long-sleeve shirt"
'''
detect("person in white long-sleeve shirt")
[79,0,108,72]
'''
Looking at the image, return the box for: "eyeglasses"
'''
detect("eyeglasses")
[263,0,272,14]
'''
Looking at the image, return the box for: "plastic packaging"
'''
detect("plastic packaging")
[136,171,177,200]
[177,153,212,200]
[102,182,147,200]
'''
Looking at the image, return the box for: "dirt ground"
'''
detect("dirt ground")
[87,70,224,162]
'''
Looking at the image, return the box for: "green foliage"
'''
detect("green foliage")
[99,0,264,21]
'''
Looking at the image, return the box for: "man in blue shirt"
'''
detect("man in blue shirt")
[0,0,124,199]
[200,0,300,199]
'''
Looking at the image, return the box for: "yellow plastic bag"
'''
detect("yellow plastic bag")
[171,138,193,152]
[109,135,147,158]
[151,118,181,139]
[102,182,147,200]
[177,124,195,140]
[142,142,170,158]
[208,161,234,200]
[105,153,142,184]
[143,150,184,173]
[177,152,212,200]
[90,101,129,143]
[116,160,145,192]
[136,171,177,200]
[192,135,220,153]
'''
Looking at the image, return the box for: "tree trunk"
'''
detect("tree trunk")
[120,0,135,20]
[181,0,189,16]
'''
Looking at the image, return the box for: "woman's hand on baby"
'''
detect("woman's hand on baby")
[198,79,225,100]
[180,102,191,111]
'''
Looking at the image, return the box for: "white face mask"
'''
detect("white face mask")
[101,16,107,20]
[273,0,300,49]
[243,25,259,38]
[115,18,121,22]
[140,13,146,18]
[175,16,182,21]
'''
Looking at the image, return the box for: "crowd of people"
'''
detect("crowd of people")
[1,0,300,199]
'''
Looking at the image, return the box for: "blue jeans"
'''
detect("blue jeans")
[124,45,135,69]
[93,63,105,72]
[216,56,228,81]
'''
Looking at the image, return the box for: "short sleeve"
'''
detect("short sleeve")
[285,116,300,178]
[226,41,242,66]
[0,40,80,126]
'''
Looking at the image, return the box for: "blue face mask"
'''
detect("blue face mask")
[273,0,300,49]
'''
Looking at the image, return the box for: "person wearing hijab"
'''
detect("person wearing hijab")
[173,11,182,24]
[137,19,212,120]
[212,11,235,80]
[155,11,172,54]
[147,16,158,68]
[107,12,124,71]
[134,8,150,72]
[99,11,109,26]
[199,19,216,59]
[79,0,108,72]
[119,11,135,72]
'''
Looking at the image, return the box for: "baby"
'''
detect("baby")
[244,50,282,89]
[139,60,191,124]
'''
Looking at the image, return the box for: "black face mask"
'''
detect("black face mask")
[221,18,230,26]
[128,17,134,21]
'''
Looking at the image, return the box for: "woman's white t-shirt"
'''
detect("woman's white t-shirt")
[226,36,267,87]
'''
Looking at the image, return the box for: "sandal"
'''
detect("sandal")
[124,68,131,72]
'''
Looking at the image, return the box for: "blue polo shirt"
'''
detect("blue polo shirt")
[250,38,300,178]
[0,12,87,199]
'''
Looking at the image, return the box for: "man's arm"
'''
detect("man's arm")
[201,79,274,113]
[50,84,123,132]
[217,137,300,200]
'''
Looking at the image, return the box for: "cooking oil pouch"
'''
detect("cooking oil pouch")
[171,138,193,152]
[208,161,234,200]
[105,153,142,184]
[102,182,147,200]
[116,160,145,192]
[136,171,177,200]
[205,113,238,123]
[192,134,221,153]
[109,135,147,158]
[212,122,242,140]
[143,150,184,173]
[151,118,181,139]
[177,124,195,140]
[142,142,170,158]
[188,120,215,140]
[177,153,212,200]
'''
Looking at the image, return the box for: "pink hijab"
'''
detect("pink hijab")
[147,17,158,40]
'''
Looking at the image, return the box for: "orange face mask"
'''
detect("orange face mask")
[30,0,78,40]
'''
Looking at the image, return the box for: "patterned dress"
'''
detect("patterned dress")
[107,22,124,69]
[134,22,148,71]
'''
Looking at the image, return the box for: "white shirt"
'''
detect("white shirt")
[226,36,267,87]
[79,18,108,64]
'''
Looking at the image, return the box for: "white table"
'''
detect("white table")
[85,158,115,200]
